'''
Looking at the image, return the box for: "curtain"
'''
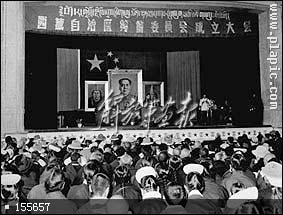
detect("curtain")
[57,48,79,112]
[167,51,200,108]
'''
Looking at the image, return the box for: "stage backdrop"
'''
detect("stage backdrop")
[57,49,201,111]
[167,51,200,108]
[57,48,79,112]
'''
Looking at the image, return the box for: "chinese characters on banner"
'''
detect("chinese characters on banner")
[27,5,258,37]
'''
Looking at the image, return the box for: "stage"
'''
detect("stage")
[7,125,274,142]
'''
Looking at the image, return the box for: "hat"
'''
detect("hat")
[180,148,190,159]
[191,141,202,149]
[68,140,83,150]
[6,148,14,158]
[29,143,45,154]
[33,135,41,140]
[233,148,247,153]
[141,137,153,146]
[22,152,32,158]
[1,174,21,186]
[111,134,119,141]
[56,138,65,148]
[252,145,269,158]
[260,161,282,187]
[215,151,227,161]
[48,144,61,152]
[220,142,229,149]
[173,148,181,156]
[1,140,7,150]
[119,154,133,166]
[173,135,183,145]
[168,147,174,156]
[263,153,276,165]
[88,142,97,149]
[98,140,109,150]
[135,166,157,184]
[183,163,204,175]
[124,136,136,143]
[251,136,258,145]
[1,149,7,155]
[163,135,173,145]
[154,137,162,145]
[226,187,258,209]
[41,140,49,148]
[96,134,106,141]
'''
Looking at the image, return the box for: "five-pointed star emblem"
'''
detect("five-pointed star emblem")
[113,65,119,71]
[114,57,119,63]
[87,54,104,71]
[107,51,113,57]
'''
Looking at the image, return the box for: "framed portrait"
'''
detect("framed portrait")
[85,81,108,112]
[143,81,164,106]
[107,69,143,108]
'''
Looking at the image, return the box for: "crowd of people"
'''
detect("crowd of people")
[1,130,282,214]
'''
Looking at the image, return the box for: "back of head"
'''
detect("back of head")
[44,167,65,193]
[91,172,111,198]
[83,160,102,184]
[231,153,248,171]
[225,201,263,214]
[114,185,142,212]
[185,172,205,193]
[70,152,80,163]
[114,185,142,202]
[107,195,129,214]
[164,182,187,206]
[210,160,229,179]
[140,175,158,192]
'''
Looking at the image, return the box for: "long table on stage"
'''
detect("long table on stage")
[10,125,274,141]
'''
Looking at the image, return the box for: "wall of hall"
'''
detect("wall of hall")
[1,1,282,137]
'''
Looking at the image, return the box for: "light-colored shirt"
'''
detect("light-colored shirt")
[199,98,211,111]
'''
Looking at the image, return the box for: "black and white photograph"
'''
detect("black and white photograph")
[85,81,108,112]
[108,69,143,110]
[1,1,282,215]
[143,81,164,107]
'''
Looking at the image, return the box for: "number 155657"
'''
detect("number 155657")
[16,203,50,212]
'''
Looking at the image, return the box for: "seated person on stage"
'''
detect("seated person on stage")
[111,78,137,111]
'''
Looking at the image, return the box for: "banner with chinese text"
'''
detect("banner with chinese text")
[25,4,258,38]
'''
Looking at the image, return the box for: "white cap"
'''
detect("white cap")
[226,187,258,209]
[252,145,269,158]
[183,163,204,175]
[67,140,83,150]
[260,161,282,187]
[37,159,47,167]
[263,153,276,165]
[141,137,153,146]
[220,142,229,149]
[6,148,14,158]
[135,166,157,184]
[1,174,21,186]
[163,135,174,145]
[233,148,247,153]
[168,147,174,156]
[180,148,190,159]
[88,142,98,149]
[49,144,61,152]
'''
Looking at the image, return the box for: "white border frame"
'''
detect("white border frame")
[107,69,143,105]
[85,81,108,112]
[143,81,164,106]
[78,49,81,109]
